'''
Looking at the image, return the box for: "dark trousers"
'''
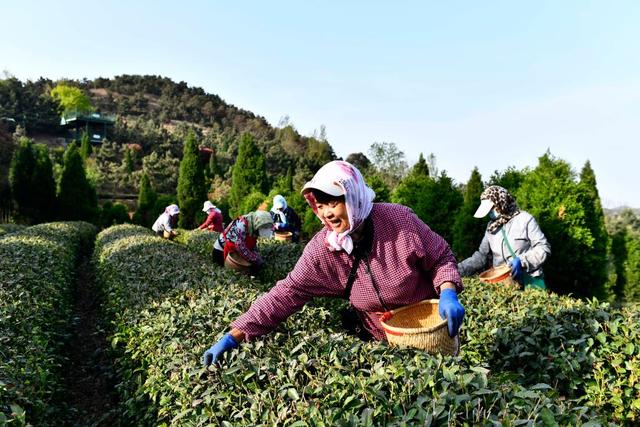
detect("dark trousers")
[212,248,224,266]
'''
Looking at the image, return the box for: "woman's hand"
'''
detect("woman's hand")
[438,287,465,338]
[203,332,240,366]
[509,257,522,278]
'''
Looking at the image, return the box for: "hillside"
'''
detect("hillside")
[0,74,337,196]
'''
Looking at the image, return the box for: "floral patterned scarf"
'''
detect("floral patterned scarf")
[481,185,520,233]
[304,161,375,254]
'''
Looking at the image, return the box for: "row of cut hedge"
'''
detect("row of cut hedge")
[179,225,640,422]
[175,228,304,284]
[0,224,26,238]
[95,224,630,425]
[0,222,97,425]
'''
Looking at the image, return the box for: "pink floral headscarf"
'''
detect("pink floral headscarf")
[304,161,375,254]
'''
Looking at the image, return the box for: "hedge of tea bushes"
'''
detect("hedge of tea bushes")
[0,223,26,237]
[174,229,218,260]
[175,228,305,284]
[94,225,607,425]
[460,283,640,423]
[0,222,97,424]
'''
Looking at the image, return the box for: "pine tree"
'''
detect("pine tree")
[229,133,268,217]
[80,132,92,160]
[9,137,37,222]
[57,142,98,222]
[578,160,609,299]
[177,130,207,228]
[452,167,485,259]
[133,173,157,227]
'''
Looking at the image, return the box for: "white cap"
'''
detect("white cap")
[202,201,215,212]
[167,204,180,216]
[301,177,345,197]
[473,199,494,218]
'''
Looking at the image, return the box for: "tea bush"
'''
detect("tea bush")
[0,223,26,237]
[95,225,611,425]
[460,283,640,422]
[174,228,218,260]
[0,222,96,424]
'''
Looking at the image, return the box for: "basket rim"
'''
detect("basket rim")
[226,251,251,267]
[380,299,448,335]
[479,264,511,283]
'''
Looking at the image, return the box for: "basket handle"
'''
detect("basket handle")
[379,311,393,322]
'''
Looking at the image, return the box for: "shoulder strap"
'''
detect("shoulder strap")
[344,215,374,298]
[344,251,363,298]
[500,227,517,258]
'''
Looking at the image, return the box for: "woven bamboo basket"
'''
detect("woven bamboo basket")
[380,299,459,356]
[224,251,252,273]
[479,264,515,285]
[274,231,293,242]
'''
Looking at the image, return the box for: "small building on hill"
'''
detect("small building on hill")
[61,112,115,144]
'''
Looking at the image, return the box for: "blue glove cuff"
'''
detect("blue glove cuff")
[222,333,239,349]
[440,288,458,300]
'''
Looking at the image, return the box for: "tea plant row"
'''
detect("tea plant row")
[95,225,616,425]
[0,222,96,424]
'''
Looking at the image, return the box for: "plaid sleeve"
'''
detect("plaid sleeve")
[408,209,463,293]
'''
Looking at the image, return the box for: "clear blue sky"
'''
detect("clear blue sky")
[2,0,639,207]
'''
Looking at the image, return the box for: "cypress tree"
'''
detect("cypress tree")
[608,209,640,301]
[515,152,607,298]
[31,144,57,223]
[578,160,609,298]
[208,148,221,178]
[410,153,430,178]
[177,130,207,228]
[452,167,485,260]
[57,142,98,222]
[123,148,134,174]
[229,133,268,217]
[80,132,92,160]
[366,174,391,203]
[392,171,463,245]
[133,173,157,227]
[9,137,37,223]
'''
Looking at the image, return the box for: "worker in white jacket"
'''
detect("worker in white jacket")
[457,186,550,289]
[152,204,180,239]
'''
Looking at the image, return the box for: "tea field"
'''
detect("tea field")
[2,223,640,425]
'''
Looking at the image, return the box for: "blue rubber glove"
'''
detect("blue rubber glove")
[438,288,465,338]
[203,333,239,367]
[509,257,522,279]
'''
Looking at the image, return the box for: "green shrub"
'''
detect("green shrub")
[100,201,131,228]
[0,222,96,424]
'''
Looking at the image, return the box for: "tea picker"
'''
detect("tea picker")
[211,210,274,273]
[203,161,465,366]
[457,185,550,289]
[152,204,180,240]
[197,201,224,232]
[270,194,301,242]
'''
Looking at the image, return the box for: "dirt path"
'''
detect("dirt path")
[62,253,119,427]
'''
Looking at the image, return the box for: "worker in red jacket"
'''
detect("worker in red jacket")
[198,201,224,232]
